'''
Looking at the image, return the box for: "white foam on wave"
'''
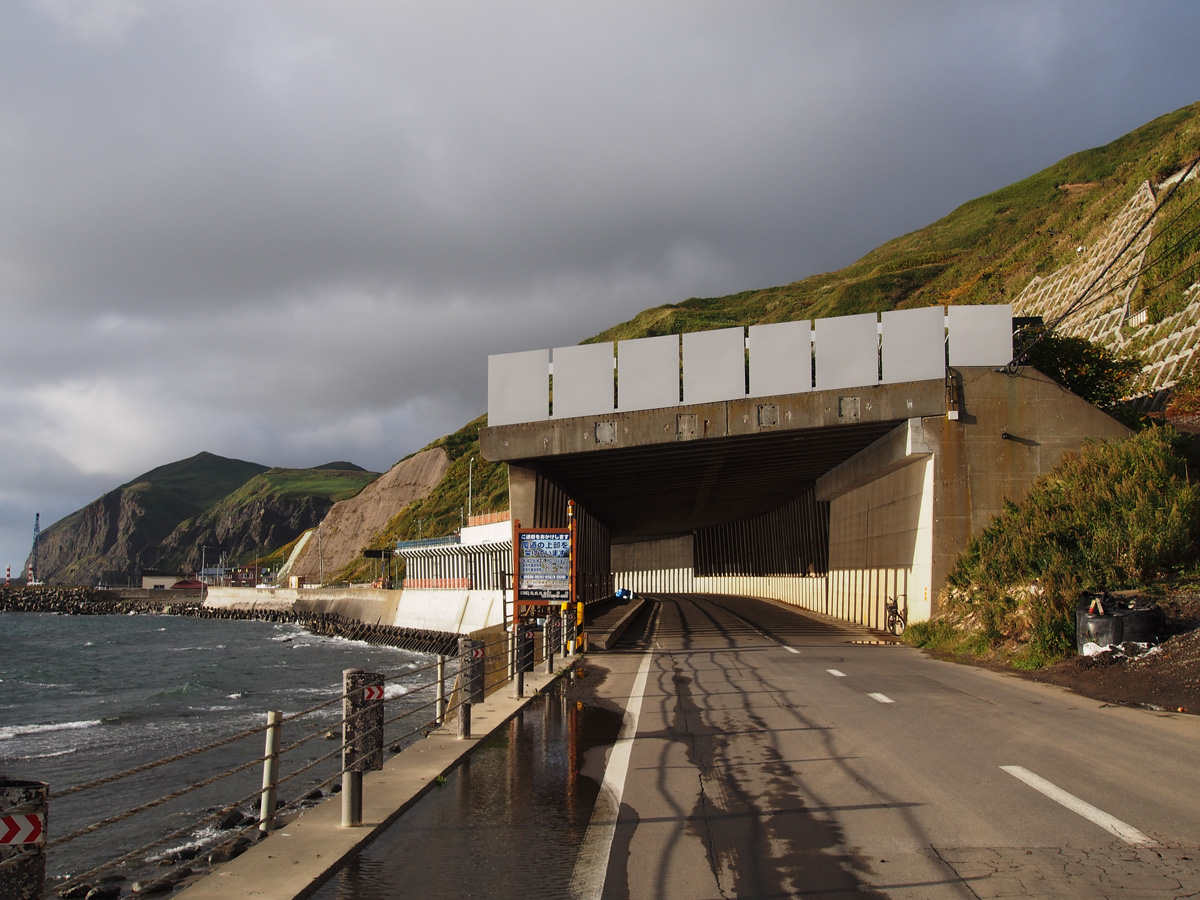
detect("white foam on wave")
[12,747,78,761]
[384,684,409,700]
[0,720,102,740]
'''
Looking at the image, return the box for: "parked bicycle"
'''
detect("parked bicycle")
[885,595,907,635]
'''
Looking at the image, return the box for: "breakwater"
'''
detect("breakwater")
[0,586,459,655]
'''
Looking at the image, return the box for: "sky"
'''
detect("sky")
[2,0,1200,574]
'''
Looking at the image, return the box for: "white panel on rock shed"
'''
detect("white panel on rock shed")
[749,321,812,396]
[815,313,879,391]
[618,335,680,412]
[487,349,549,426]
[553,343,614,419]
[881,306,945,383]
[683,328,746,403]
[947,304,1013,367]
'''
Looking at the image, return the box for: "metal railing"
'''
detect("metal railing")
[2,623,560,899]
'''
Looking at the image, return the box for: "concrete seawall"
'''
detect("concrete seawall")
[203,586,506,634]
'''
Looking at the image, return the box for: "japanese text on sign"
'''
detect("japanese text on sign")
[518,531,571,601]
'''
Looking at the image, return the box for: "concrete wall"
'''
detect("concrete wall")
[826,456,935,629]
[203,586,504,633]
[925,367,1129,599]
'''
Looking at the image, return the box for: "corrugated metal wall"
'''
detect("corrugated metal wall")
[400,541,512,590]
[693,490,828,576]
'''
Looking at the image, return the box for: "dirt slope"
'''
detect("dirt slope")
[287,448,451,580]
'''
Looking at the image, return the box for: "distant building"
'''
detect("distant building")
[141,569,185,590]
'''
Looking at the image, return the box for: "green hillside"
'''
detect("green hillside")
[588,101,1200,344]
[119,451,269,512]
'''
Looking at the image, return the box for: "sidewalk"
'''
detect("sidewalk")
[175,654,579,900]
[582,594,647,650]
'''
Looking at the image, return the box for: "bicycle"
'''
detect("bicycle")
[885,595,907,636]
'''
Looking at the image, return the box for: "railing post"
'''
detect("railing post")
[436,655,447,725]
[544,618,556,675]
[457,638,484,740]
[258,710,282,835]
[342,669,384,827]
[513,626,533,698]
[0,778,47,900]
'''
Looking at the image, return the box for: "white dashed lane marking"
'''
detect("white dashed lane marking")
[1001,765,1152,845]
[867,693,895,704]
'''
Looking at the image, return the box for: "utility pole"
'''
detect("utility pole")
[468,457,474,520]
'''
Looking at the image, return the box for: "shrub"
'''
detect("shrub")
[919,427,1200,667]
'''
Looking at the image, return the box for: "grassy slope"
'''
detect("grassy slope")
[587,102,1200,344]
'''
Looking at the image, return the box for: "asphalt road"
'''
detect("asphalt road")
[311,592,1200,900]
[570,593,1200,900]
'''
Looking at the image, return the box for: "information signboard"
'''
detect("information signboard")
[518,530,572,602]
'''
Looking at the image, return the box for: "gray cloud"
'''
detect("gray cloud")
[2,0,1200,569]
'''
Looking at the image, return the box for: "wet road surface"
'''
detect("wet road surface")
[310,593,1200,899]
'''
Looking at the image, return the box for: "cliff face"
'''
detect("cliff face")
[37,485,182,584]
[155,493,341,573]
[32,453,379,586]
[287,448,451,581]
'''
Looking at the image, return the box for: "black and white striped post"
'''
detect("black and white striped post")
[457,638,485,739]
[0,778,47,900]
[342,670,385,827]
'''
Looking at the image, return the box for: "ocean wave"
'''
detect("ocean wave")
[0,720,102,741]
[10,747,79,761]
[384,684,410,699]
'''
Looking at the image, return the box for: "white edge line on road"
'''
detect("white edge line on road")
[569,651,654,900]
[867,692,894,704]
[827,669,846,677]
[783,645,801,654]
[1000,765,1152,846]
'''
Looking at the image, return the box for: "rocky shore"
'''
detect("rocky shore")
[0,586,459,656]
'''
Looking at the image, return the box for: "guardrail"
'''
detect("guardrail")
[0,624,551,899]
[0,605,587,899]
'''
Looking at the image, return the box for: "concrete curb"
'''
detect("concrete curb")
[174,655,580,900]
[589,598,646,650]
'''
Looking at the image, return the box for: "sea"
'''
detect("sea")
[0,611,441,888]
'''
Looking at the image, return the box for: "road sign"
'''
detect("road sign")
[470,646,485,660]
[0,814,44,845]
[361,685,385,702]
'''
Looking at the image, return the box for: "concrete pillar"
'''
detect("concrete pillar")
[508,465,537,529]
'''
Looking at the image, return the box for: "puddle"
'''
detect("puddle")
[311,678,621,900]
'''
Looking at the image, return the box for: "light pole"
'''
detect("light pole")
[468,457,474,520]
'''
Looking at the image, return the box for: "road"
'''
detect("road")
[575,593,1200,899]
[315,593,1200,899]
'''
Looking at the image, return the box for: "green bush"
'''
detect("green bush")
[917,427,1200,667]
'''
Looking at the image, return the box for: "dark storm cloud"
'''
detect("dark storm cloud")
[2,0,1199,568]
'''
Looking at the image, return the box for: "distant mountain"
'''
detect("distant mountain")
[311,461,368,472]
[34,453,378,585]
